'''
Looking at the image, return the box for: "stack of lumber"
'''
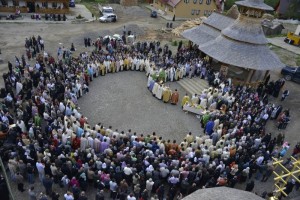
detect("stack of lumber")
[171,17,206,36]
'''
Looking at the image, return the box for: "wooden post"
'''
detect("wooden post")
[246,69,254,83]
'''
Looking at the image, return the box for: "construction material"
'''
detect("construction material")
[171,17,206,36]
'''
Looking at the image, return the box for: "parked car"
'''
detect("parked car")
[99,14,117,23]
[281,66,300,82]
[151,10,157,18]
[69,0,75,7]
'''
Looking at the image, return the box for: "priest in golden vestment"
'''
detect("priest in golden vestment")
[181,93,190,108]
[99,62,106,76]
[171,89,179,105]
[162,86,172,103]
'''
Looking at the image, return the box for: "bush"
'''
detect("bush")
[172,40,178,46]
[76,14,83,19]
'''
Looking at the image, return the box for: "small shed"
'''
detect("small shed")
[262,19,285,36]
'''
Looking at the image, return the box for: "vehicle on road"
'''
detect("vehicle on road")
[284,25,300,46]
[99,14,117,23]
[281,66,300,82]
[151,10,157,18]
[99,5,114,16]
[69,0,75,7]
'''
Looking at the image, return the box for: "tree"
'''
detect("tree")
[285,0,300,19]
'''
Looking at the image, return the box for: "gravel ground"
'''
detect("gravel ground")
[1,4,300,200]
[77,71,201,143]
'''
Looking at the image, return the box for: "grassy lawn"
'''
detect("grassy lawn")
[76,0,108,18]
[296,55,300,66]
[270,45,300,66]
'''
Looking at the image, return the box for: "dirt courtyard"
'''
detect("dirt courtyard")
[1,4,300,199]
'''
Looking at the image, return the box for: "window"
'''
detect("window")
[191,9,195,15]
[206,0,211,5]
[169,6,173,12]
[199,0,203,4]
[196,10,200,15]
[42,2,48,8]
[52,2,57,8]
[193,0,197,4]
[12,0,19,6]
[204,10,207,16]
[184,0,190,4]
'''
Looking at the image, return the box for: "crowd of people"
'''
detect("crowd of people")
[0,34,299,200]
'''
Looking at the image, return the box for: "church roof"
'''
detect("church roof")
[181,12,235,46]
[203,12,236,31]
[198,35,284,71]
[181,25,220,46]
[235,0,274,11]
[182,0,285,71]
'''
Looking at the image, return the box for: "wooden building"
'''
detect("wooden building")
[152,0,217,19]
[182,0,285,85]
[0,0,70,14]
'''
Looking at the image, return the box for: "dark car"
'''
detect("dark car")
[69,0,75,7]
[281,66,300,82]
[151,10,157,18]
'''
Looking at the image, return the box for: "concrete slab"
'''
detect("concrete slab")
[183,187,264,200]
[268,37,300,55]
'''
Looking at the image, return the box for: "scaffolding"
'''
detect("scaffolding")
[272,156,300,199]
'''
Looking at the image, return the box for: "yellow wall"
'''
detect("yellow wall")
[153,0,217,18]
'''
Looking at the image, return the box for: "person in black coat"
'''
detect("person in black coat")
[95,190,105,200]
[245,180,255,192]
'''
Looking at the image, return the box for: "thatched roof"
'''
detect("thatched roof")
[198,35,285,71]
[204,12,236,31]
[222,14,269,45]
[183,187,264,200]
[235,0,273,11]
[181,25,220,46]
[181,12,235,45]
[226,5,239,19]
[182,0,285,71]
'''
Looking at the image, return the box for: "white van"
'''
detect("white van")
[99,6,114,16]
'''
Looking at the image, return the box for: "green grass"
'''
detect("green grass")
[270,45,299,66]
[266,34,286,38]
[76,0,108,18]
[296,55,300,66]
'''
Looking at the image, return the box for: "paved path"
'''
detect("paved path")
[268,37,300,55]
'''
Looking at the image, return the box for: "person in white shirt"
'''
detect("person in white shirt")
[64,191,74,200]
[127,193,136,200]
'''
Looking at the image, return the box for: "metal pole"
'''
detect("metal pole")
[0,157,15,200]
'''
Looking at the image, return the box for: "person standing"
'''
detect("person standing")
[181,93,190,108]
[36,160,45,182]
[15,172,25,192]
[42,175,53,196]
[245,180,255,192]
[146,178,154,198]
[27,163,35,184]
[171,89,179,105]
[28,186,37,200]
[109,179,118,199]
[281,89,289,101]
[64,191,74,200]
[156,184,165,200]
